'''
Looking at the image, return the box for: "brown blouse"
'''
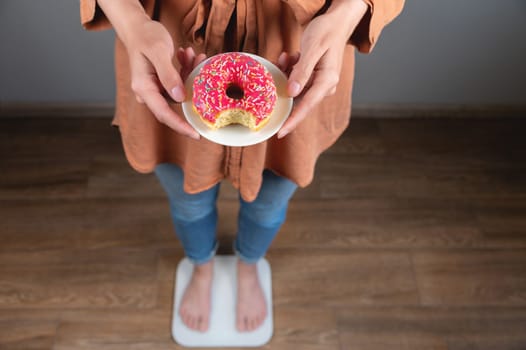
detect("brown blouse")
[80,0,404,201]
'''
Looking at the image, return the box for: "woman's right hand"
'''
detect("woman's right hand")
[98,0,204,139]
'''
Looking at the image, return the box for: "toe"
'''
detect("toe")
[190,316,199,330]
[202,316,210,332]
[182,314,190,328]
[238,316,248,332]
[187,315,196,330]
[248,318,256,331]
[197,316,207,332]
[194,316,200,331]
[236,316,245,332]
[260,310,267,323]
[185,315,192,329]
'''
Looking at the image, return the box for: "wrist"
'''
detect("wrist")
[97,0,151,47]
[326,0,369,40]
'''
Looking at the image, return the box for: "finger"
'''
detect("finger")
[288,51,300,67]
[185,46,196,66]
[194,53,207,67]
[277,52,288,72]
[178,48,192,82]
[178,47,195,71]
[278,51,301,76]
[176,47,186,67]
[141,89,200,139]
[288,43,324,97]
[146,47,186,103]
[278,70,337,138]
[179,48,206,81]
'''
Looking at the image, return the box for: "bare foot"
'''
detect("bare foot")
[236,260,267,332]
[179,260,213,332]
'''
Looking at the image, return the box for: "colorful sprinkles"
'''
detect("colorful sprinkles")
[192,52,277,126]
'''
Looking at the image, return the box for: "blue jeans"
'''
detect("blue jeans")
[155,163,297,265]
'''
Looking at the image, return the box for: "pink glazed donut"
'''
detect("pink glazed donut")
[192,52,277,131]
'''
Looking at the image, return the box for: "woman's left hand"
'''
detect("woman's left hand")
[277,0,369,138]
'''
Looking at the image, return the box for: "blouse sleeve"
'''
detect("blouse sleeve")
[350,0,405,53]
[80,0,157,30]
[282,0,327,25]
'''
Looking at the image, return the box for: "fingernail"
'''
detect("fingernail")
[277,129,288,139]
[172,86,185,102]
[289,81,301,97]
[278,52,286,67]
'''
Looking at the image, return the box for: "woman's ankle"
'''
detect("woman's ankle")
[193,260,214,276]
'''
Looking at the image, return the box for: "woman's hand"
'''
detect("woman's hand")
[98,0,205,139]
[277,0,369,139]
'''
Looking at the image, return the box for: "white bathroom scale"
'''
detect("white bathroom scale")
[172,256,273,347]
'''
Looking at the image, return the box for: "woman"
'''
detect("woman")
[80,0,404,333]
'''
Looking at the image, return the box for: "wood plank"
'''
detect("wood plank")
[270,307,339,350]
[54,309,175,350]
[154,249,184,316]
[0,118,120,160]
[319,153,526,199]
[86,154,166,199]
[326,119,386,156]
[474,199,526,248]
[338,306,526,350]
[378,118,526,160]
[341,332,446,350]
[412,250,526,306]
[274,198,486,250]
[267,250,418,306]
[0,320,57,350]
[0,157,89,200]
[0,248,158,309]
[0,198,176,252]
[320,119,526,200]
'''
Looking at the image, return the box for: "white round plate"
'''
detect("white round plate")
[182,53,293,147]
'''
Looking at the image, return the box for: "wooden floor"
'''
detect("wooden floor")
[1,116,526,349]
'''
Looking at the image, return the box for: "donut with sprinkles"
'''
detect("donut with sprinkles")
[192,52,277,131]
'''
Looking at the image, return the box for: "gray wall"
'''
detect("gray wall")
[1,0,525,106]
[0,0,115,103]
[354,0,526,105]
